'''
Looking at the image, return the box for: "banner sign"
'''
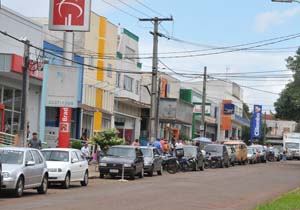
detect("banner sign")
[46,65,79,108]
[221,100,232,131]
[223,103,235,115]
[58,107,72,148]
[49,0,91,31]
[251,105,262,140]
[193,103,211,115]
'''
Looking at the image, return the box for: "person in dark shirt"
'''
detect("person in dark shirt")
[28,132,42,149]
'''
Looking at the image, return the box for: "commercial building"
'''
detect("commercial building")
[114,28,148,143]
[184,80,250,141]
[0,6,43,137]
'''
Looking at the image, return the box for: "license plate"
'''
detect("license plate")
[109,169,119,173]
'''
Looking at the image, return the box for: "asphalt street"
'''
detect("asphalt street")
[0,161,300,210]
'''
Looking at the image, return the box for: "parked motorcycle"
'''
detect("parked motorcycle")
[267,149,275,162]
[162,154,178,174]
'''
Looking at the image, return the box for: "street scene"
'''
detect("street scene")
[1,0,300,210]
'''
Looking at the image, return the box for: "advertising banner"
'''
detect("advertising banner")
[58,107,72,148]
[221,100,232,131]
[223,103,235,115]
[46,65,79,108]
[49,0,91,31]
[193,103,211,115]
[250,105,262,140]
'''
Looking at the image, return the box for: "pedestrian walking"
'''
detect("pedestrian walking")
[282,147,287,161]
[28,132,42,150]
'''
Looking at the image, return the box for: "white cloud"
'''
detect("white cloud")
[254,7,300,33]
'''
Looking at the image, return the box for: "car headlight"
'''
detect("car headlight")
[2,172,10,178]
[99,163,107,167]
[123,163,132,167]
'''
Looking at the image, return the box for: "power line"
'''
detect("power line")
[117,0,151,18]
[101,0,139,19]
[133,0,166,17]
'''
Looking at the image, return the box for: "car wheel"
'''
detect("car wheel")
[148,166,154,177]
[129,173,135,180]
[80,171,88,186]
[99,173,105,179]
[37,175,48,194]
[200,162,204,171]
[220,160,224,168]
[139,168,144,179]
[63,173,70,189]
[14,177,24,197]
[157,165,163,175]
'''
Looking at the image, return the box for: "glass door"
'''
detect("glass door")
[0,104,4,132]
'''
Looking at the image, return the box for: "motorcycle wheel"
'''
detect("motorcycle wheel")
[166,162,178,174]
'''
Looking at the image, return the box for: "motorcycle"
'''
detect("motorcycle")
[267,150,275,162]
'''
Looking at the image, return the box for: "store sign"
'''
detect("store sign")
[49,0,91,31]
[46,65,79,108]
[223,103,235,115]
[193,103,211,115]
[58,107,72,148]
[221,100,232,131]
[251,105,262,140]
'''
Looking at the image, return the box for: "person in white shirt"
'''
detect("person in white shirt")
[81,143,92,163]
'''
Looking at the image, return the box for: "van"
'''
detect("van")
[223,141,247,165]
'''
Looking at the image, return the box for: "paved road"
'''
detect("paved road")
[1,161,300,210]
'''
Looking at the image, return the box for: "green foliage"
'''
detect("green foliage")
[71,140,82,150]
[242,126,251,145]
[275,48,300,121]
[91,128,124,153]
[255,189,300,210]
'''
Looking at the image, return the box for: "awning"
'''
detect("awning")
[115,97,150,109]
[232,114,250,127]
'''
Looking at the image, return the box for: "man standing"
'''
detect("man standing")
[132,139,140,146]
[81,143,92,163]
[28,132,42,149]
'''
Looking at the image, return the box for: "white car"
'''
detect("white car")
[41,148,88,189]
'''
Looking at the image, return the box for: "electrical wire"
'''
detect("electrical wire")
[117,0,151,18]
[133,0,167,18]
[101,0,139,19]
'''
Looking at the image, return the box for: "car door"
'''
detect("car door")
[76,151,87,179]
[223,146,228,163]
[70,151,81,181]
[135,149,143,173]
[31,150,44,185]
[23,151,35,187]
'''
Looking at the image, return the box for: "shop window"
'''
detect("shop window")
[12,112,20,134]
[4,110,12,134]
[3,87,13,110]
[125,46,135,62]
[14,90,21,112]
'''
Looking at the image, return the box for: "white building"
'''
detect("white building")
[183,80,250,141]
[0,6,43,137]
[114,28,149,143]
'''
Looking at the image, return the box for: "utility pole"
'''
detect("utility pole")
[201,66,207,137]
[139,17,173,143]
[156,76,161,138]
[19,40,30,147]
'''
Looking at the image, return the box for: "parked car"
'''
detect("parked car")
[0,160,2,191]
[225,145,236,166]
[224,141,248,165]
[41,148,89,189]
[204,144,229,168]
[177,145,205,171]
[140,146,163,176]
[99,146,144,180]
[251,145,267,163]
[247,147,257,164]
[0,147,48,197]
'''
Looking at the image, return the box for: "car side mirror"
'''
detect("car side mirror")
[71,158,78,163]
[26,161,35,166]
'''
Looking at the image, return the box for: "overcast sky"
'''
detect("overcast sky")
[2,0,300,112]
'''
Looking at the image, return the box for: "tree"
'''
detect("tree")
[275,48,300,122]
[91,128,125,153]
[242,103,251,145]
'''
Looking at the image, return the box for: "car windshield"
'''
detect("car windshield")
[141,149,152,158]
[204,145,222,154]
[285,143,299,149]
[0,150,24,165]
[183,147,197,157]
[41,151,69,162]
[107,147,136,158]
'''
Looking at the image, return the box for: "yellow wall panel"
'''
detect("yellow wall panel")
[94,112,102,132]
[96,89,103,108]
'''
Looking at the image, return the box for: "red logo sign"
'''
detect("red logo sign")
[49,0,91,31]
[53,0,85,26]
[58,107,72,148]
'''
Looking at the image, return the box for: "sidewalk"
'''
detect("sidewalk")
[88,162,99,179]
